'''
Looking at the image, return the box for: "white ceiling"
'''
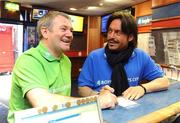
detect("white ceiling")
[8,0,147,15]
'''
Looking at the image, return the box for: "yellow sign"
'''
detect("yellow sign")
[69,15,84,32]
[5,2,19,11]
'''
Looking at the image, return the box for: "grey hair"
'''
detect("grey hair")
[37,11,71,40]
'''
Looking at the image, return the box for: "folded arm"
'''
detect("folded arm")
[123,76,170,100]
[78,86,99,97]
[26,88,76,108]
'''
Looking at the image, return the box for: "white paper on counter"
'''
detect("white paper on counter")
[117,97,139,108]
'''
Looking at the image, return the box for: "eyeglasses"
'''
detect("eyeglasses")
[107,28,124,36]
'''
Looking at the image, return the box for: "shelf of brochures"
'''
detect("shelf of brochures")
[160,64,180,81]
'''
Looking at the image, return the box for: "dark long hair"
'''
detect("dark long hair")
[106,12,138,47]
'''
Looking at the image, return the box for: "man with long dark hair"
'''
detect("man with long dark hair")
[78,12,169,105]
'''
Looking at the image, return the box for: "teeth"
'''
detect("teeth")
[62,39,70,43]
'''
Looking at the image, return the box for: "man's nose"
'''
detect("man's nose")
[66,30,73,37]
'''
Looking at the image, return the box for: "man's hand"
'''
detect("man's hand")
[98,87,117,109]
[122,86,145,100]
[100,85,115,93]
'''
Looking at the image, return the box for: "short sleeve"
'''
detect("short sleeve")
[142,53,164,81]
[78,54,95,88]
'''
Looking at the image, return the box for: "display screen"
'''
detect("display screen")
[69,15,84,32]
[14,96,103,123]
[101,14,111,33]
[4,1,19,11]
[32,9,48,20]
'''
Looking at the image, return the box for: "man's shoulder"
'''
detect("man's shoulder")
[131,48,151,63]
[15,48,40,64]
[24,47,39,56]
[89,48,104,56]
[134,48,149,57]
[134,48,146,54]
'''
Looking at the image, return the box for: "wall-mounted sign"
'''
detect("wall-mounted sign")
[137,15,152,26]
[5,2,19,11]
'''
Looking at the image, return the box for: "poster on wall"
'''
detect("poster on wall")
[27,26,37,49]
[137,33,156,56]
[0,23,23,73]
[162,31,180,65]
[24,26,38,51]
[152,28,180,66]
[137,33,150,53]
[148,36,156,56]
[0,25,14,73]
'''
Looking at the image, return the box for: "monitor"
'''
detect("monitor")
[101,14,111,33]
[4,1,20,11]
[14,96,103,123]
[32,9,48,20]
[69,15,84,32]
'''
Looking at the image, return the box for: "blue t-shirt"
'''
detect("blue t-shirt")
[78,48,164,92]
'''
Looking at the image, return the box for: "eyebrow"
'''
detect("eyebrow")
[108,28,122,31]
[59,25,73,31]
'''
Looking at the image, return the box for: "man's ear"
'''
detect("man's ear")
[41,27,48,39]
[128,34,134,42]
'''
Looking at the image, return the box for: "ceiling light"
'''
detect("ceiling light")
[69,8,77,11]
[87,6,98,10]
[99,3,103,6]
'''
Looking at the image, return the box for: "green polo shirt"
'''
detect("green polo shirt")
[8,42,71,123]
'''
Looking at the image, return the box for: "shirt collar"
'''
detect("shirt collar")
[37,42,63,62]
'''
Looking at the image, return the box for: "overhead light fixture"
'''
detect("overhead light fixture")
[69,8,77,11]
[99,3,103,6]
[87,6,98,10]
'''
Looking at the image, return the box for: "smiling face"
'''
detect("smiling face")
[41,15,73,57]
[107,19,133,51]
